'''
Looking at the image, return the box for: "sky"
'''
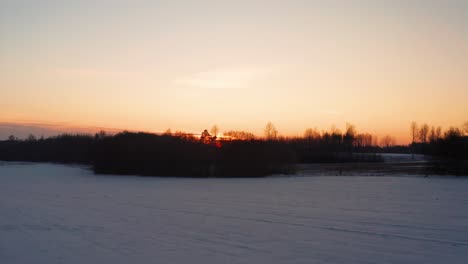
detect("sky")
[1,0,467,143]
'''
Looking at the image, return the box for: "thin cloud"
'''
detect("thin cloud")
[174,66,271,89]
[319,109,343,116]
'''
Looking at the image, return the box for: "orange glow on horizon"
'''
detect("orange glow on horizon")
[1,2,467,144]
[2,117,467,146]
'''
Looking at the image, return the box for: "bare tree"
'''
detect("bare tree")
[304,128,320,141]
[210,125,219,137]
[429,126,442,143]
[330,125,341,136]
[463,122,468,135]
[163,128,172,136]
[410,122,418,143]
[95,130,107,140]
[380,135,396,148]
[343,123,356,151]
[356,133,373,147]
[224,130,256,140]
[429,126,436,143]
[418,123,429,144]
[264,122,278,140]
[435,126,442,139]
[329,125,343,145]
[372,135,379,147]
[444,127,463,138]
[345,123,356,137]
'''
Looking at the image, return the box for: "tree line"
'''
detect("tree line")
[1,121,466,176]
[410,121,468,159]
[0,122,382,177]
[0,130,294,177]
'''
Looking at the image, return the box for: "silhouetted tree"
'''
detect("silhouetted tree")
[163,128,172,136]
[411,122,418,143]
[94,130,107,140]
[304,128,320,141]
[372,135,379,147]
[224,130,256,140]
[303,128,320,154]
[210,125,219,138]
[343,123,356,151]
[200,129,213,144]
[436,126,442,140]
[264,122,278,140]
[429,126,442,143]
[381,135,395,148]
[418,124,429,144]
[355,133,373,147]
[330,125,343,146]
[444,127,463,138]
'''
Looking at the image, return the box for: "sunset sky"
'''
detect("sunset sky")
[1,1,467,143]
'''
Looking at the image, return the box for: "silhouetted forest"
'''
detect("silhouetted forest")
[0,131,294,177]
[0,121,466,176]
[410,122,468,175]
[0,134,94,163]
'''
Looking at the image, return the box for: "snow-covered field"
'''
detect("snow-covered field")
[1,162,467,264]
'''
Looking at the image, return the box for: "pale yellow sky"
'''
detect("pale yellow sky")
[1,1,467,143]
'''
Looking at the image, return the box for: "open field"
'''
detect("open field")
[1,162,468,263]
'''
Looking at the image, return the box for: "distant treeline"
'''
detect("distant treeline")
[0,121,466,176]
[409,122,468,175]
[93,132,295,177]
[0,124,383,177]
[0,134,94,163]
[0,132,294,177]
[410,122,468,158]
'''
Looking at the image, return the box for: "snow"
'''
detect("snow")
[1,162,468,264]
[380,153,429,163]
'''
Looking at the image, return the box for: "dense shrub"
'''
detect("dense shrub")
[92,132,216,176]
